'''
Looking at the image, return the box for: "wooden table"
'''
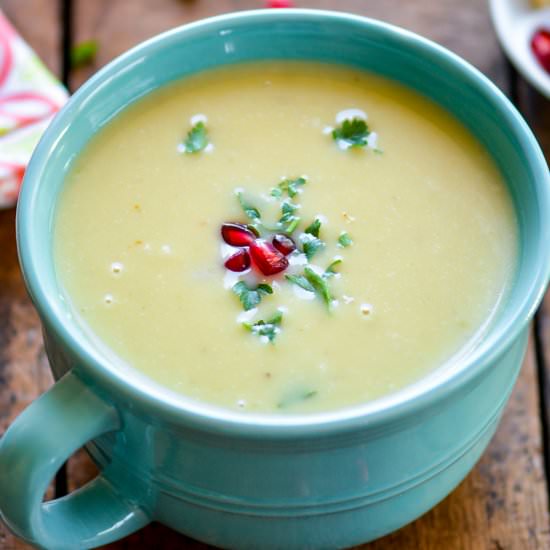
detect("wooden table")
[1,1,549,548]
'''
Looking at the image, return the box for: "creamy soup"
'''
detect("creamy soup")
[54,62,517,414]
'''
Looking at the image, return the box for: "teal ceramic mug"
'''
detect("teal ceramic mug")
[1,9,549,550]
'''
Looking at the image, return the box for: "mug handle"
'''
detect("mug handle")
[0,371,150,549]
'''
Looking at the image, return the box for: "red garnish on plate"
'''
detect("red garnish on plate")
[266,0,294,7]
[531,28,550,74]
[249,240,289,275]
[221,223,256,247]
[272,234,296,255]
[224,249,251,272]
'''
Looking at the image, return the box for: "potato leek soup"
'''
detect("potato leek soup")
[54,62,517,414]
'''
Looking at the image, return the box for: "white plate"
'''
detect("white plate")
[489,0,550,97]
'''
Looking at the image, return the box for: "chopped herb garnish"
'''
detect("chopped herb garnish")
[332,118,370,149]
[71,40,99,69]
[303,239,325,260]
[232,281,273,311]
[305,218,322,238]
[285,274,315,293]
[271,177,307,199]
[338,232,353,247]
[279,201,299,224]
[285,218,300,234]
[278,200,301,233]
[304,266,332,308]
[183,121,209,154]
[244,311,283,343]
[287,267,335,309]
[278,387,318,409]
[237,192,261,220]
[301,219,325,258]
[223,174,354,340]
[301,233,325,261]
[325,258,343,277]
[267,310,283,325]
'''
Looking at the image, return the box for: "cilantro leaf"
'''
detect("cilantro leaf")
[266,310,283,325]
[332,118,370,148]
[324,258,342,277]
[278,200,301,232]
[285,274,315,293]
[279,201,299,224]
[338,232,353,247]
[71,40,99,69]
[285,177,306,198]
[272,177,307,199]
[286,268,333,309]
[303,239,325,260]
[183,121,210,154]
[249,323,278,342]
[257,283,273,295]
[237,192,261,220]
[305,218,321,238]
[244,310,283,343]
[304,267,332,308]
[232,281,272,311]
[285,218,300,234]
[300,233,325,260]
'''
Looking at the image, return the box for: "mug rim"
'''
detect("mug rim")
[16,8,550,438]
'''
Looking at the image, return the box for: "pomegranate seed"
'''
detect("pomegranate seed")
[221,223,256,247]
[266,0,294,7]
[272,234,296,256]
[224,249,251,272]
[249,240,289,276]
[532,28,550,73]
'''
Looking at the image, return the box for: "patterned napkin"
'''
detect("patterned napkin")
[0,11,68,208]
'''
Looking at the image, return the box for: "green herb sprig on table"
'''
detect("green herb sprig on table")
[71,40,99,69]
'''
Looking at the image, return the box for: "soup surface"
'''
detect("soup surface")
[54,62,517,413]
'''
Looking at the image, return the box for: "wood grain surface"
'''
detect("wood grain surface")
[1,1,550,549]
[0,2,58,548]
